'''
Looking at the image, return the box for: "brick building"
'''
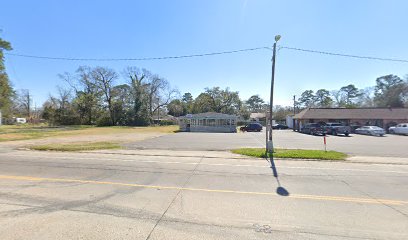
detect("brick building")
[293,107,408,131]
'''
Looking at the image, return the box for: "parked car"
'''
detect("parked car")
[301,123,326,136]
[388,123,408,135]
[240,123,263,132]
[355,126,386,136]
[350,124,362,133]
[272,124,289,130]
[323,122,351,136]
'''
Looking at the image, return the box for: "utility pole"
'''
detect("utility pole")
[293,95,296,131]
[157,97,160,125]
[267,35,281,153]
[27,90,31,118]
[157,107,160,125]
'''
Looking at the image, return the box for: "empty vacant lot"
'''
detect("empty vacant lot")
[0,125,178,152]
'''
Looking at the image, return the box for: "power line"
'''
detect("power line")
[280,46,408,63]
[4,46,270,61]
[4,45,408,63]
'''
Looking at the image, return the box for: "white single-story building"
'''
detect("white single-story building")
[250,112,266,122]
[179,112,237,133]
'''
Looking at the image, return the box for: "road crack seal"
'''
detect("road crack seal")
[144,155,204,240]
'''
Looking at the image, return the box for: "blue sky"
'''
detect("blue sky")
[1,0,408,107]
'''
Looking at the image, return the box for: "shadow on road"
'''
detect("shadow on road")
[267,153,290,197]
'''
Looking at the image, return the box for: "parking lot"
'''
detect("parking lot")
[126,129,408,158]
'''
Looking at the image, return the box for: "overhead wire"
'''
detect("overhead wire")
[279,46,408,63]
[3,45,408,63]
[4,47,270,61]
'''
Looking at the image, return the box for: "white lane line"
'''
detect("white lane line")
[3,154,408,174]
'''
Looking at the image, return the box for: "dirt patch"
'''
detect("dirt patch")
[0,126,177,150]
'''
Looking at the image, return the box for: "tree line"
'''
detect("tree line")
[41,66,178,126]
[0,37,13,119]
[297,76,408,109]
[44,74,259,126]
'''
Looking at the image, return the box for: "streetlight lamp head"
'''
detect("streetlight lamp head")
[274,35,281,42]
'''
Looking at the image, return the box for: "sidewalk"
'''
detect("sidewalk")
[92,149,250,159]
[92,149,408,165]
[347,155,408,165]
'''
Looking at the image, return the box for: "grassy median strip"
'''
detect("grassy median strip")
[231,148,347,160]
[29,141,121,152]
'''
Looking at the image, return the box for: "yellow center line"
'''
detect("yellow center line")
[0,174,406,206]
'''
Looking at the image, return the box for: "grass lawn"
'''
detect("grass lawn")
[29,141,121,152]
[231,148,347,160]
[0,124,179,142]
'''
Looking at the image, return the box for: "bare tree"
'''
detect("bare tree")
[41,86,77,125]
[330,90,345,107]
[92,67,118,125]
[146,75,166,117]
[56,86,71,111]
[59,66,100,124]
[152,86,179,118]
[124,67,150,125]
[18,89,31,117]
[145,74,178,122]
[356,87,375,107]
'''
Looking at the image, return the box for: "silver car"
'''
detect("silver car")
[389,123,408,135]
[355,126,386,136]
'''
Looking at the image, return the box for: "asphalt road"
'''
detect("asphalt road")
[126,130,408,158]
[0,150,407,239]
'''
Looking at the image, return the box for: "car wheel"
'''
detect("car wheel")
[345,133,349,137]
[389,130,394,134]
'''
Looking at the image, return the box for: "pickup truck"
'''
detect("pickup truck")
[301,123,326,136]
[323,123,351,136]
[389,123,408,135]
